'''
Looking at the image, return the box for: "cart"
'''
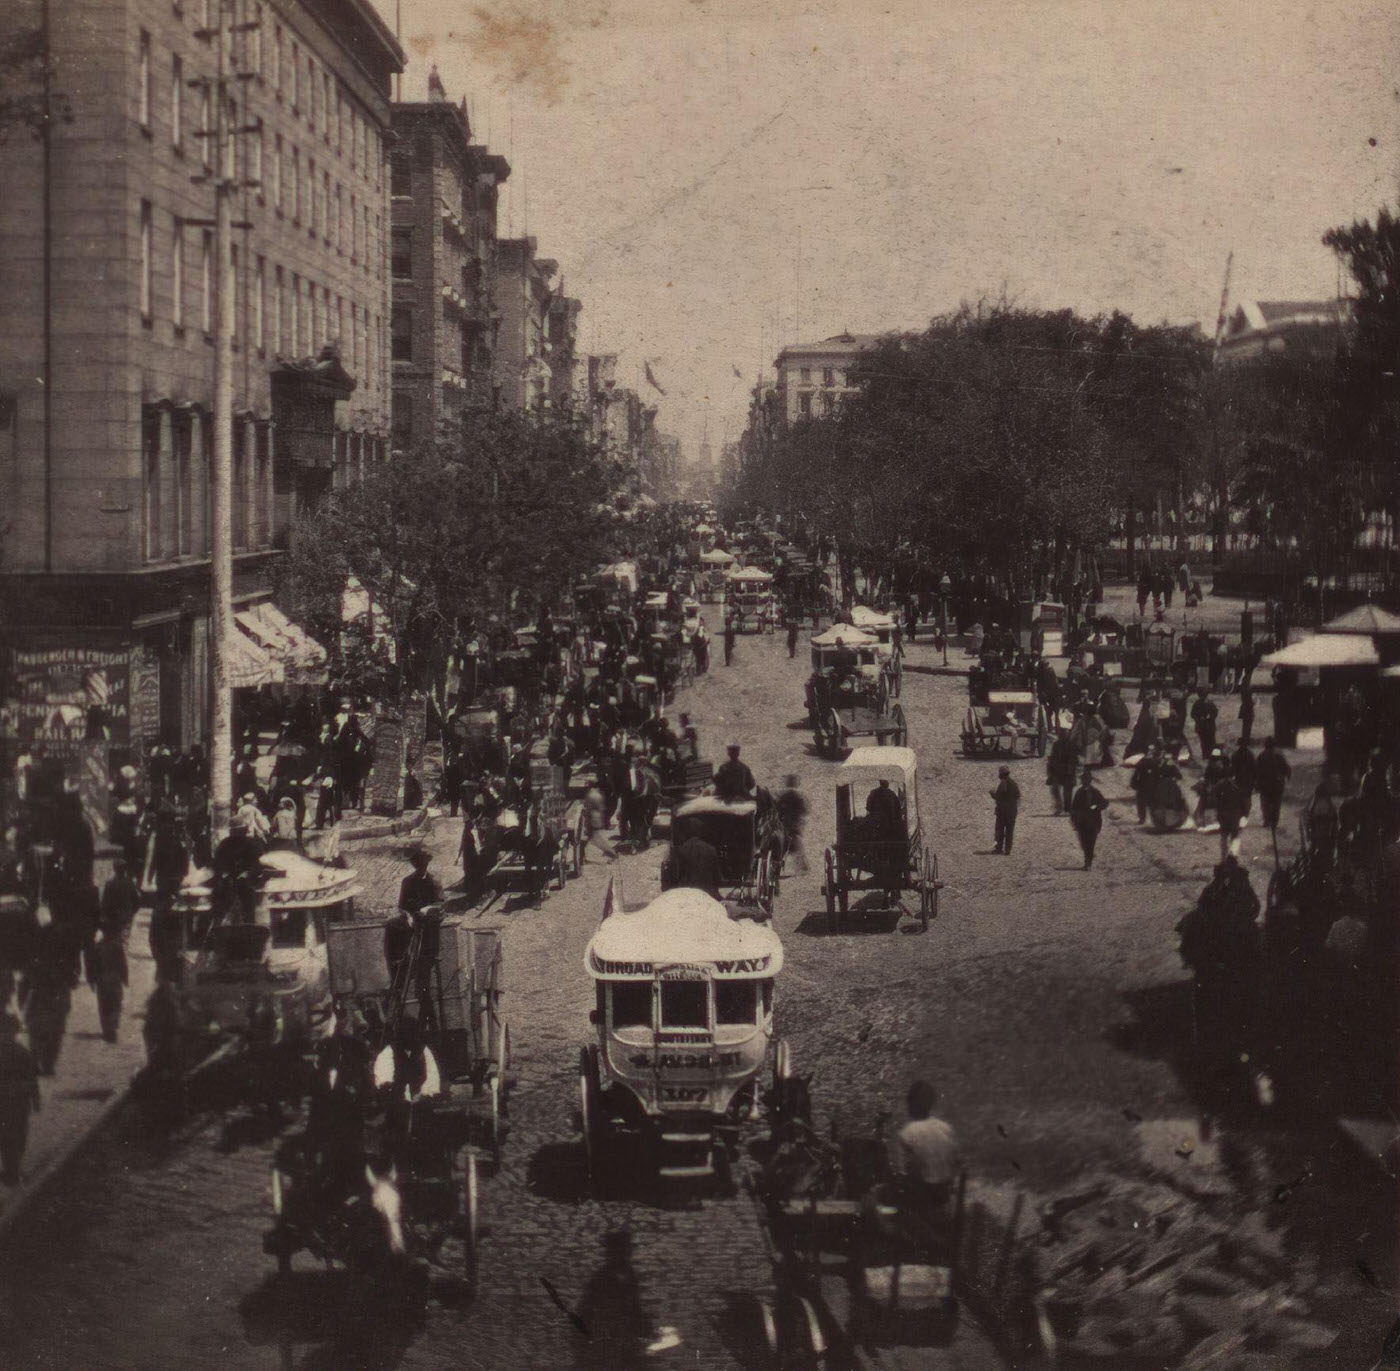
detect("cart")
[823,747,941,932]
[806,626,905,757]
[579,879,789,1186]
[725,565,778,633]
[753,1116,968,1369]
[961,669,1049,758]
[661,794,781,917]
[850,605,903,698]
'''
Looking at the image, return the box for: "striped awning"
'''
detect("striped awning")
[225,625,283,689]
[235,603,328,686]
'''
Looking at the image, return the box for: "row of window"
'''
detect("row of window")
[138,199,383,386]
[140,6,383,188]
[797,367,842,386]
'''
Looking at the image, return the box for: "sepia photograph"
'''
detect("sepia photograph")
[0,0,1397,1366]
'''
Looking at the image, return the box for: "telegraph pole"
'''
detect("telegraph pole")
[209,2,234,842]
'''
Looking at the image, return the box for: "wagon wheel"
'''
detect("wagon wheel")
[495,1018,512,1083]
[462,1149,480,1289]
[757,851,775,916]
[795,1296,829,1369]
[918,846,935,931]
[1036,704,1049,757]
[928,850,941,920]
[891,702,907,747]
[554,844,568,891]
[488,1073,504,1168]
[578,1045,606,1190]
[823,848,839,931]
[269,1165,293,1274]
[877,673,890,713]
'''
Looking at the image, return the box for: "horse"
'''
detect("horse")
[618,760,663,850]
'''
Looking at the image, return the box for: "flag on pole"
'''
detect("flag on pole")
[643,361,666,395]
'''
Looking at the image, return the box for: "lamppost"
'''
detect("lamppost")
[939,573,952,666]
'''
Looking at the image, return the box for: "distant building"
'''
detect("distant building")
[493,236,579,411]
[389,75,509,447]
[1215,299,1352,368]
[773,331,880,425]
[0,0,402,765]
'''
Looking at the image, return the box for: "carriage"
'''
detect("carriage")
[661,794,781,917]
[264,911,510,1293]
[726,566,778,633]
[151,850,361,1072]
[961,666,1049,758]
[849,605,903,698]
[806,626,906,757]
[487,758,583,896]
[579,880,789,1186]
[822,747,941,932]
[754,1121,967,1367]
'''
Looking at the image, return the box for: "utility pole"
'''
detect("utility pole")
[210,3,235,843]
[190,0,256,841]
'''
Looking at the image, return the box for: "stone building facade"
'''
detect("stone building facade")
[0,0,402,772]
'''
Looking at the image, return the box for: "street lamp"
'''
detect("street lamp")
[939,573,952,666]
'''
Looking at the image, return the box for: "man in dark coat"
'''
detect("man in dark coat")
[1046,733,1078,816]
[714,745,756,803]
[990,766,1020,855]
[1069,770,1108,870]
[1130,746,1162,825]
[723,618,737,667]
[1191,690,1219,758]
[1231,741,1256,820]
[1238,684,1255,745]
[1212,772,1247,861]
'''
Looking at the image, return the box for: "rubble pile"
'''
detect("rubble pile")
[1031,1174,1337,1367]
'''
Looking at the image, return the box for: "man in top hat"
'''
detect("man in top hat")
[1068,769,1108,870]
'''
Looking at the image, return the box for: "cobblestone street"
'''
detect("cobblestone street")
[0,626,1392,1369]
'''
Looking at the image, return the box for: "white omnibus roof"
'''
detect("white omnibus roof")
[673,795,758,821]
[811,624,877,647]
[585,888,784,981]
[850,605,896,630]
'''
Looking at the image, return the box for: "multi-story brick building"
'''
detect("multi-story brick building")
[493,235,580,412]
[389,75,509,449]
[0,0,402,784]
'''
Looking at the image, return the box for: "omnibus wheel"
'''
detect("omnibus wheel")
[579,1046,605,1189]
[824,848,839,930]
[773,1039,793,1087]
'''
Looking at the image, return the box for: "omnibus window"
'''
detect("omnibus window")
[269,908,308,949]
[611,982,651,1029]
[660,980,708,1029]
[715,979,757,1025]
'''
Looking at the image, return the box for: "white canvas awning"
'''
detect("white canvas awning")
[1260,635,1380,668]
[236,603,328,685]
[226,623,283,688]
[1320,604,1400,635]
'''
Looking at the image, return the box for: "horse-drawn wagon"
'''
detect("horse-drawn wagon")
[726,565,778,633]
[806,626,907,757]
[822,747,940,932]
[661,794,782,917]
[961,666,1048,758]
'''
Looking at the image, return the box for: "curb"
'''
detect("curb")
[0,1070,138,1246]
[339,807,430,844]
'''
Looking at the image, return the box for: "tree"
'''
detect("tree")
[276,407,625,709]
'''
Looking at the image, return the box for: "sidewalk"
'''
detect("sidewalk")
[0,912,157,1240]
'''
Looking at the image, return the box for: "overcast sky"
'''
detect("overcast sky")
[382,0,1399,461]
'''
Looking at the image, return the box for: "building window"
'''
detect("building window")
[251,3,263,75]
[336,88,344,151]
[171,53,183,152]
[200,85,211,169]
[362,204,370,268]
[349,191,357,259]
[272,132,282,209]
[349,302,358,370]
[336,294,344,351]
[138,200,153,321]
[201,229,212,333]
[799,367,811,383]
[250,122,263,194]
[391,306,412,362]
[171,217,184,328]
[303,277,313,353]
[291,41,300,110]
[143,410,162,561]
[392,390,412,449]
[273,265,283,353]
[254,424,270,546]
[322,169,330,241]
[323,72,331,139]
[230,244,239,341]
[291,146,300,221]
[822,367,835,387]
[390,157,410,198]
[221,96,236,179]
[368,312,377,381]
[174,415,192,556]
[308,157,316,234]
[335,183,343,251]
[138,31,151,129]
[273,24,282,95]
[289,272,299,353]
[798,391,812,418]
[254,255,265,350]
[306,55,315,128]
[233,421,247,551]
[321,285,330,347]
[391,228,412,279]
